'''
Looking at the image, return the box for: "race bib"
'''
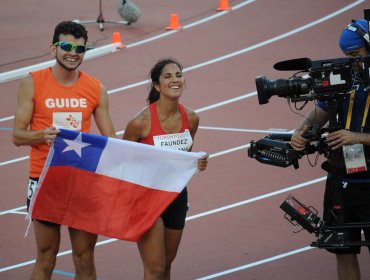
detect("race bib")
[153,130,193,151]
[28,178,38,200]
[342,144,367,174]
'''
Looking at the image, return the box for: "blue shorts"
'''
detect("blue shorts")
[161,187,189,230]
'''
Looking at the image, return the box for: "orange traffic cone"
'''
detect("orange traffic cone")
[217,0,231,11]
[112,32,125,49]
[165,13,181,30]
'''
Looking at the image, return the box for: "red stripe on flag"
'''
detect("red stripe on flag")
[32,166,179,241]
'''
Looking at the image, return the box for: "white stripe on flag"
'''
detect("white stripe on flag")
[95,138,205,192]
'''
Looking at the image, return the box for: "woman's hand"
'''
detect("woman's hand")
[197,154,209,172]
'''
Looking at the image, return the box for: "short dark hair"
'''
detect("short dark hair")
[147,58,183,104]
[52,21,88,44]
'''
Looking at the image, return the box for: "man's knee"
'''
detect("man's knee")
[72,248,95,266]
[69,229,97,265]
[145,262,166,279]
[72,251,96,280]
[34,249,58,276]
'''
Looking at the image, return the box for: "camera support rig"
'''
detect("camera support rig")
[249,100,370,248]
[280,194,370,249]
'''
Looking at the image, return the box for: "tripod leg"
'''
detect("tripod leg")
[98,0,104,31]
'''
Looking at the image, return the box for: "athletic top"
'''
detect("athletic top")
[139,102,193,151]
[29,68,100,177]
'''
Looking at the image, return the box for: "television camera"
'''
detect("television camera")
[250,53,370,168]
[248,53,370,248]
[256,56,370,105]
[250,54,370,168]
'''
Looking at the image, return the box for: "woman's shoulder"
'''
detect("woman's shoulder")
[181,104,198,121]
[123,106,151,141]
[129,106,151,127]
[127,106,150,130]
[180,104,199,133]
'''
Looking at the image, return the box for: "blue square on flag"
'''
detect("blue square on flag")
[50,129,108,172]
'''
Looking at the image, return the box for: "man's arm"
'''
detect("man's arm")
[94,83,117,138]
[290,105,328,151]
[294,105,329,132]
[12,75,59,146]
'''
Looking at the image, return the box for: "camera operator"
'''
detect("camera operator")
[291,19,370,280]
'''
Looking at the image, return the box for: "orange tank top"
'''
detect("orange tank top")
[29,68,100,177]
[140,102,193,151]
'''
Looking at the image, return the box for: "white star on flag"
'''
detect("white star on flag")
[61,132,91,157]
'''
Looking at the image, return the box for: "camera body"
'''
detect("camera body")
[255,56,370,105]
[250,55,370,169]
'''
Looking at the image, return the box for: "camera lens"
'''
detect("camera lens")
[255,75,310,104]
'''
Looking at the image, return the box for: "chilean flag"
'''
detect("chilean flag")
[30,129,204,241]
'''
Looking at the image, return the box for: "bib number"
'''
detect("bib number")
[27,179,38,200]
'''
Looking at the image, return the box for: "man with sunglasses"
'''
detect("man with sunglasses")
[12,21,116,280]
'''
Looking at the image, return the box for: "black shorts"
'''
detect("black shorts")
[161,187,189,230]
[323,176,370,254]
[27,177,58,226]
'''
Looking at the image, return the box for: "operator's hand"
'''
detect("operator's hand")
[327,129,361,150]
[43,127,60,146]
[290,125,311,151]
[197,153,209,172]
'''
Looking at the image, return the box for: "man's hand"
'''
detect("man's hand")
[290,125,311,151]
[326,129,361,150]
[43,127,60,146]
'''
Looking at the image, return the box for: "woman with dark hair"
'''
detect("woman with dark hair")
[123,58,208,279]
